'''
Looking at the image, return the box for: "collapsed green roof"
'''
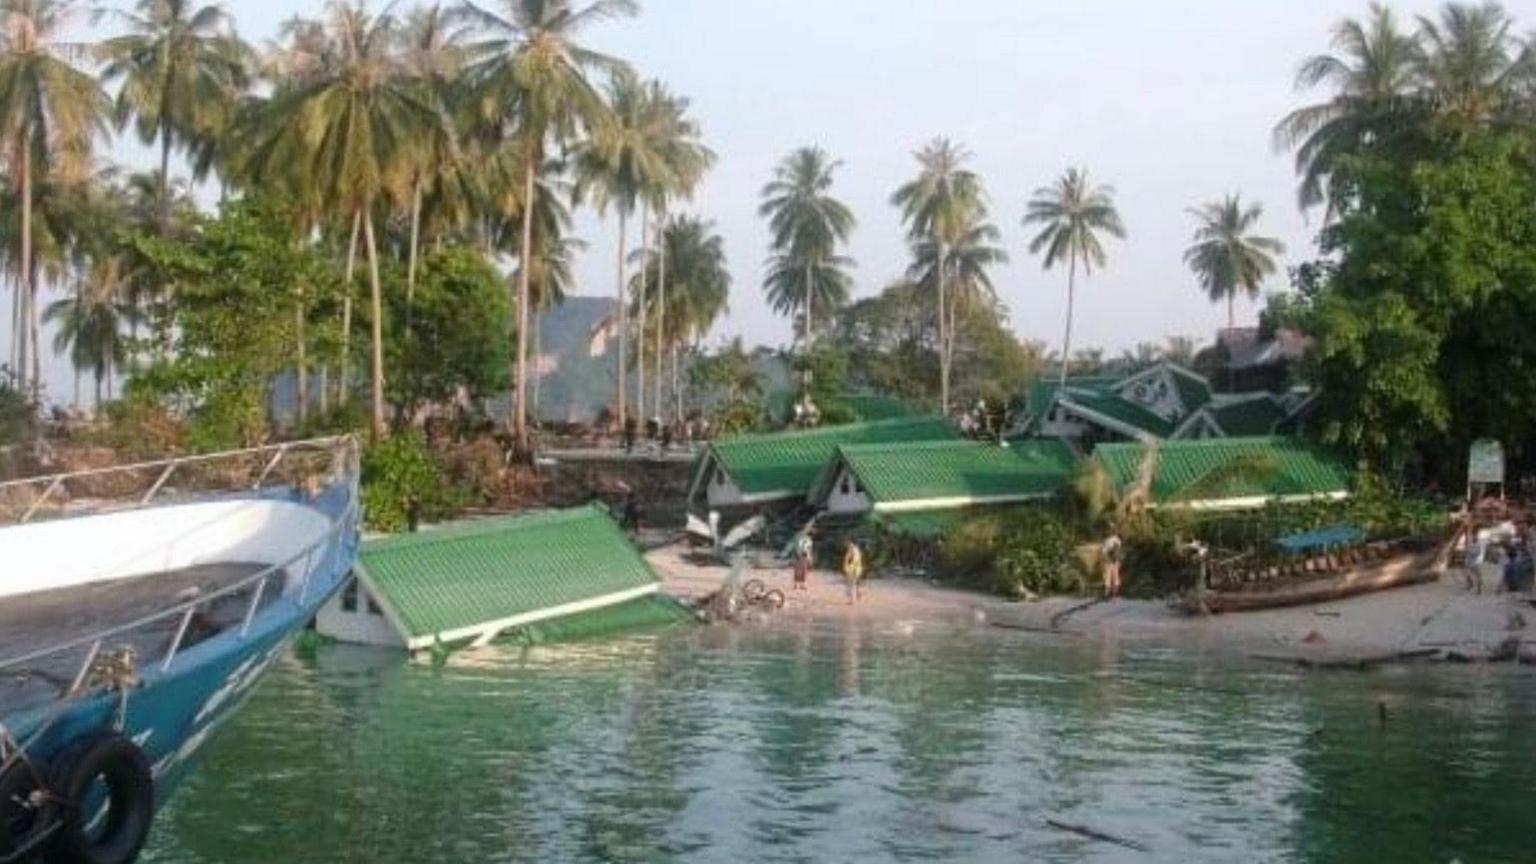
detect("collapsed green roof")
[699,416,957,501]
[1092,436,1352,507]
[359,504,661,648]
[812,439,1078,509]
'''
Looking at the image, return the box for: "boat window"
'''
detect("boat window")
[342,579,358,613]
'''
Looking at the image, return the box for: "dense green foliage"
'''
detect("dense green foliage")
[360,430,461,532]
[386,249,510,419]
[939,507,1083,598]
[127,197,330,450]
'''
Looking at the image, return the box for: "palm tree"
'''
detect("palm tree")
[907,210,1008,370]
[395,3,465,310]
[1273,3,1423,213]
[240,1,447,437]
[44,255,132,408]
[758,146,855,371]
[1416,2,1526,130]
[631,215,728,422]
[1023,167,1125,391]
[455,0,636,454]
[0,0,110,401]
[1183,194,1285,328]
[96,0,248,233]
[639,80,712,426]
[573,71,691,430]
[891,137,981,413]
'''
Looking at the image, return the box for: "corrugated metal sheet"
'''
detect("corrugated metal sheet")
[1209,395,1288,436]
[360,504,659,641]
[825,439,1076,506]
[709,416,957,497]
[1093,436,1351,504]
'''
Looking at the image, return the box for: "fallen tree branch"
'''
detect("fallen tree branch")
[989,621,1082,637]
[1050,597,1109,629]
[1044,818,1148,852]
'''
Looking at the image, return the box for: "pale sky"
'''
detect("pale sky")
[14,0,1466,399]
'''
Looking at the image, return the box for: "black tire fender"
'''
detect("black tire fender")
[46,733,153,864]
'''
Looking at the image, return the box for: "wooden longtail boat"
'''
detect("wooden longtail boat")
[1180,536,1454,615]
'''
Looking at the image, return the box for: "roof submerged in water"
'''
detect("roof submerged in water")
[358,504,661,650]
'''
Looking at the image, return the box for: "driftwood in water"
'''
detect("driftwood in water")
[989,620,1082,637]
[1049,596,1110,629]
[1250,647,1440,671]
[1044,818,1148,852]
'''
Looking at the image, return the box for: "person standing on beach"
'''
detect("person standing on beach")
[792,528,813,590]
[1464,528,1486,593]
[1101,531,1124,598]
[841,540,865,604]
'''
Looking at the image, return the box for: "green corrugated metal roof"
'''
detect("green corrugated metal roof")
[360,504,659,641]
[1025,376,1118,425]
[709,416,956,497]
[1061,389,1176,438]
[1093,436,1351,505]
[1167,365,1213,413]
[1208,395,1287,436]
[822,439,1075,506]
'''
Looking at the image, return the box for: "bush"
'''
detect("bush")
[939,507,1084,599]
[361,431,462,533]
[0,376,32,445]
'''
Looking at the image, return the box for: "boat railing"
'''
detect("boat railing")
[0,477,358,720]
[0,436,358,525]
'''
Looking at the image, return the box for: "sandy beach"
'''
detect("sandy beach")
[646,543,1536,666]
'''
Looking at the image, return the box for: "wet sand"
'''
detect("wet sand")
[647,544,1536,664]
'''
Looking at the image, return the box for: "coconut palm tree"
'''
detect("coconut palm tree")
[892,137,981,414]
[455,0,636,454]
[44,254,133,408]
[907,211,1008,366]
[0,0,110,401]
[1023,167,1125,391]
[239,1,448,437]
[638,80,712,427]
[630,215,728,422]
[573,71,684,429]
[96,0,249,233]
[1183,194,1285,328]
[1415,2,1527,130]
[1273,4,1424,213]
[395,3,465,310]
[758,146,854,367]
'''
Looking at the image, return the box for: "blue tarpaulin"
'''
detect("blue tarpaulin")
[1275,524,1366,555]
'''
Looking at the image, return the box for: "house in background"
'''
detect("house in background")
[1198,326,1313,394]
[317,504,676,650]
[686,416,957,512]
[1015,362,1310,446]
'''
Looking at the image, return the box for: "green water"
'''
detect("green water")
[143,620,1536,863]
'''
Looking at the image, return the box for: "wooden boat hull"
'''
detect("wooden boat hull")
[1186,547,1444,614]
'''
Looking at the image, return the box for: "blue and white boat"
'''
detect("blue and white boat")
[0,437,360,864]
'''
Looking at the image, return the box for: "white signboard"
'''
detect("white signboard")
[1468,439,1505,485]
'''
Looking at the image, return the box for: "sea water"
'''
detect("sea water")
[143,618,1536,863]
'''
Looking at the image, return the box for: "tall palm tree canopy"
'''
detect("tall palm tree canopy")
[890,137,982,245]
[1273,3,1423,211]
[1183,194,1285,325]
[0,0,110,181]
[96,0,248,157]
[1416,1,1526,128]
[759,146,855,256]
[907,214,1008,315]
[632,215,728,345]
[1023,167,1125,274]
[762,249,852,325]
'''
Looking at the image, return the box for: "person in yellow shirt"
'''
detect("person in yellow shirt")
[841,540,865,604]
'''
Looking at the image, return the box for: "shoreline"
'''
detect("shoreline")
[645,544,1536,666]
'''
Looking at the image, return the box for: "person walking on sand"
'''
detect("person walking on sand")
[792,528,813,591]
[1463,527,1486,594]
[1100,531,1124,598]
[841,540,865,604]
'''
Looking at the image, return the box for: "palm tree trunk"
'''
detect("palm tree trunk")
[802,260,814,392]
[159,131,172,235]
[636,203,649,423]
[615,210,628,430]
[72,365,79,409]
[532,310,542,423]
[22,141,39,404]
[1058,255,1078,391]
[1227,291,1235,330]
[512,154,536,453]
[362,207,386,439]
[936,242,948,415]
[407,178,422,319]
[9,274,20,379]
[94,370,102,412]
[654,213,666,419]
[340,209,361,407]
[295,287,308,425]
